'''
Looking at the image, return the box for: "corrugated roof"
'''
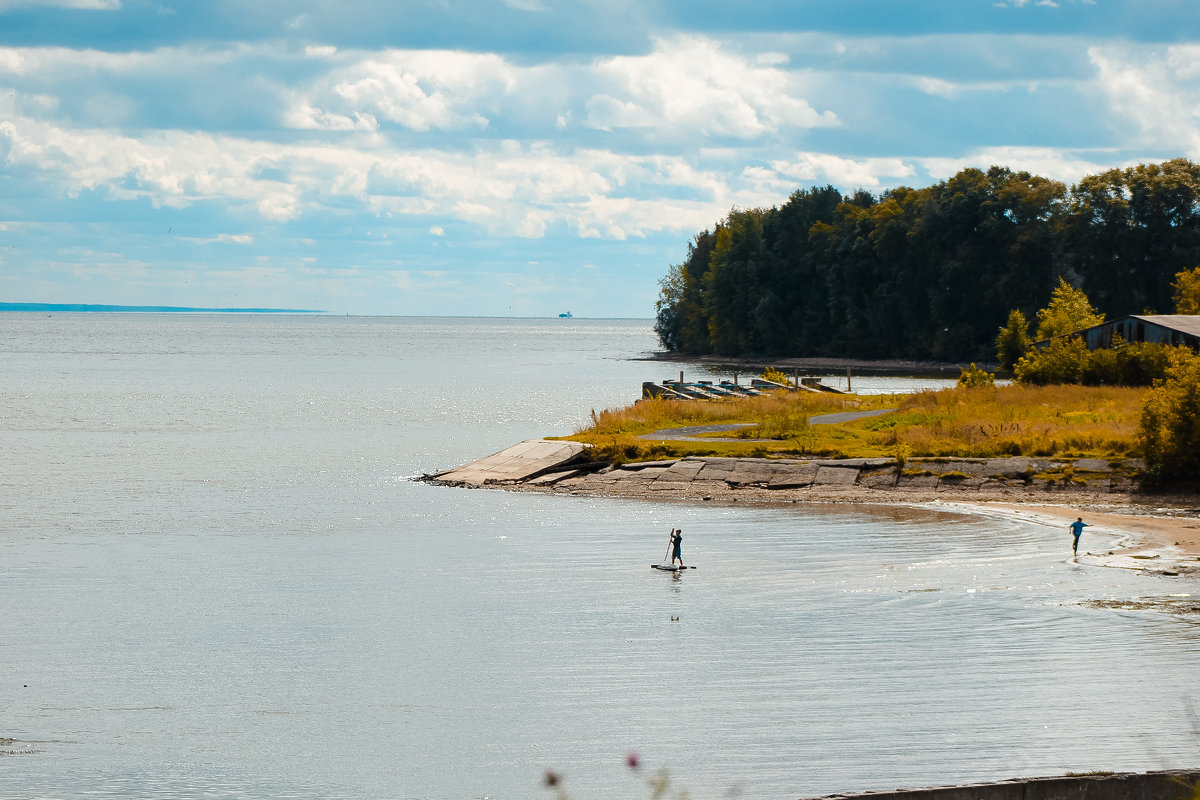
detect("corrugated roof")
[1130,314,1200,337]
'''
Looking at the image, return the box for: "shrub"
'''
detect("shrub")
[1015,337,1171,387]
[1117,340,1170,386]
[759,366,791,387]
[957,363,995,388]
[1137,347,1200,482]
[1013,337,1089,384]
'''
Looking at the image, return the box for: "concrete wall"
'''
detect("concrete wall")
[808,770,1200,800]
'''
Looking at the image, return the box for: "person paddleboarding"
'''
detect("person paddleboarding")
[670,528,684,567]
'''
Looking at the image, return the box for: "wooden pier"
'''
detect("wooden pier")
[642,372,845,401]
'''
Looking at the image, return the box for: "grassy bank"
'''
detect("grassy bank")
[564,384,1145,464]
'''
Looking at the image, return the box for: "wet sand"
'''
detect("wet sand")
[954,500,1200,569]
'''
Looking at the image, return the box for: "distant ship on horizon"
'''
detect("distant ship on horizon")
[558,311,573,318]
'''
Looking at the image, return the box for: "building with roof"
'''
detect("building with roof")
[1039,314,1200,351]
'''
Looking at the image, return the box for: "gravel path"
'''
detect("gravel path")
[638,408,897,441]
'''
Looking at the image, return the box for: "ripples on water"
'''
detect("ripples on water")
[0,315,1197,800]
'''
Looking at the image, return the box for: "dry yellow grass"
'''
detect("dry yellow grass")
[880,383,1144,458]
[564,384,1145,462]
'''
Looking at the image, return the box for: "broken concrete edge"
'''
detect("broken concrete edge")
[420,446,1161,493]
[803,769,1200,800]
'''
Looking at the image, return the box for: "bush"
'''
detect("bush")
[1137,347,1200,482]
[1015,337,1171,387]
[759,366,791,386]
[1013,337,1089,384]
[957,363,995,388]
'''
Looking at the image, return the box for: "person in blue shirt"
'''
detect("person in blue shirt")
[671,529,684,566]
[1069,517,1089,557]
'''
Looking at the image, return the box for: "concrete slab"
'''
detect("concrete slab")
[896,473,939,489]
[813,465,861,485]
[435,439,590,486]
[983,457,1033,478]
[525,469,583,486]
[859,467,898,488]
[768,464,818,488]
[655,460,707,482]
[938,476,987,489]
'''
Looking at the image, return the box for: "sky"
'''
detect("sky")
[1,0,1199,317]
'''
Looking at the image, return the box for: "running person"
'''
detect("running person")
[1068,517,1089,556]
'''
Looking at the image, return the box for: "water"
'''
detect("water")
[1,315,1197,800]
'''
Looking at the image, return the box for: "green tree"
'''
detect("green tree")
[1171,266,1200,314]
[1061,159,1200,316]
[1034,277,1103,340]
[995,309,1033,372]
[703,208,770,355]
[1012,337,1089,384]
[654,230,716,353]
[1138,347,1200,482]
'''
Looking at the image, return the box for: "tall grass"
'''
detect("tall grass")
[566,384,1145,461]
[882,384,1144,458]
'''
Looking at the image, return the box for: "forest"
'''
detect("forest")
[653,158,1200,362]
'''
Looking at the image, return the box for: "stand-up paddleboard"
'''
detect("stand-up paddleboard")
[653,528,695,570]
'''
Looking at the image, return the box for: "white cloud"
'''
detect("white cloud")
[585,36,838,138]
[918,147,1128,185]
[0,0,119,8]
[287,36,836,143]
[1,109,754,237]
[767,152,916,189]
[179,233,254,245]
[292,50,512,132]
[285,99,379,131]
[1089,43,1200,157]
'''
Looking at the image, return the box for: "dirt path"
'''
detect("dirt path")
[638,408,898,442]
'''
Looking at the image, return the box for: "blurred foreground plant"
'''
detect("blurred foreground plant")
[543,752,689,800]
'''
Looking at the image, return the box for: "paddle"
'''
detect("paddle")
[661,528,675,566]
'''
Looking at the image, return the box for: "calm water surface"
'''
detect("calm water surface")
[0,315,1197,800]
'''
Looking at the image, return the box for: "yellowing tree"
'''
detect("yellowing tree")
[1138,347,1200,482]
[1171,267,1200,315]
[1034,277,1103,340]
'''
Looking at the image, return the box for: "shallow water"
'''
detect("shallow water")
[1,315,1197,800]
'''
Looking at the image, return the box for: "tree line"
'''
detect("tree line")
[654,159,1200,362]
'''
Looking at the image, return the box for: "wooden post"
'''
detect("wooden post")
[733,371,738,385]
[680,370,684,385]
[846,367,852,392]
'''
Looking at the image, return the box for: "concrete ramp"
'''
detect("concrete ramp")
[433,439,591,486]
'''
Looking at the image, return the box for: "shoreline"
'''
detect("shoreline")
[426,446,1200,575]
[508,479,1200,571]
[641,350,978,376]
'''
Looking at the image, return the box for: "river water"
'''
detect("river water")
[0,315,1196,800]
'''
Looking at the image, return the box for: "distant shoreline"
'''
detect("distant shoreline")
[641,350,980,376]
[0,302,324,314]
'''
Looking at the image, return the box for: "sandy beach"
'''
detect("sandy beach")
[950,499,1200,568]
